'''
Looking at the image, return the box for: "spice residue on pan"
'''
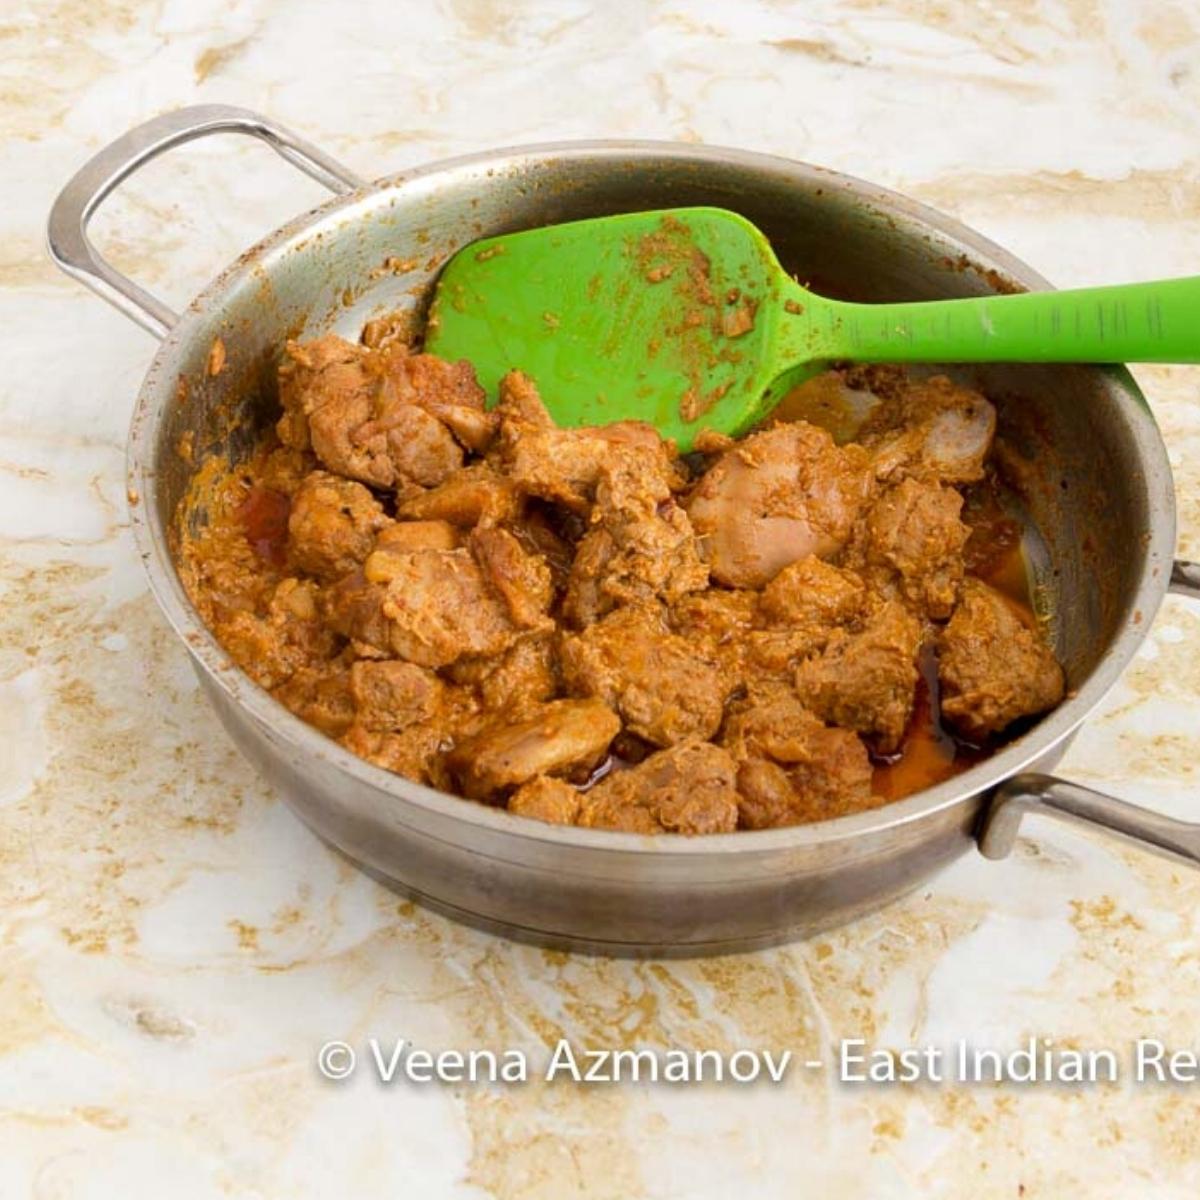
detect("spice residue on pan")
[206,337,226,377]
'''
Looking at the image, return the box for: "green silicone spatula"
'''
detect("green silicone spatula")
[424,206,1200,451]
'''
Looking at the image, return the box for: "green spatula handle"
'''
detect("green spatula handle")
[799,275,1200,365]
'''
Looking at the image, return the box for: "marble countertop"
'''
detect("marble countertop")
[3,1,1199,1195]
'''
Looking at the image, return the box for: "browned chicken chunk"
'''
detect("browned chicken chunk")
[497,372,682,513]
[561,606,728,746]
[447,698,620,800]
[861,374,996,484]
[507,775,582,825]
[459,634,559,717]
[274,666,355,737]
[374,520,461,553]
[794,600,921,753]
[758,554,865,630]
[349,659,442,732]
[276,334,474,494]
[287,470,392,580]
[668,588,759,682]
[563,449,707,626]
[327,402,460,493]
[342,722,448,785]
[377,347,496,452]
[395,464,522,528]
[577,740,739,834]
[469,526,554,631]
[686,422,873,587]
[277,334,369,453]
[328,546,519,668]
[720,684,876,828]
[853,478,970,619]
[494,368,555,429]
[215,577,336,690]
[937,578,1065,740]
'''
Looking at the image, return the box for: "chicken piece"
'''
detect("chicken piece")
[496,373,684,512]
[349,659,442,732]
[340,676,481,786]
[342,721,448,785]
[730,760,796,831]
[671,586,826,687]
[562,450,708,626]
[273,666,355,738]
[594,452,707,601]
[734,754,882,829]
[331,402,462,493]
[853,478,970,619]
[669,588,759,643]
[706,557,867,685]
[721,682,831,762]
[328,547,518,669]
[447,698,620,800]
[759,554,866,629]
[215,578,336,690]
[465,634,559,716]
[372,546,519,668]
[794,600,921,753]
[509,506,576,593]
[577,741,738,835]
[937,578,1065,740]
[561,529,616,628]
[505,422,682,513]
[719,684,876,828]
[286,470,392,579]
[742,629,830,682]
[686,421,874,587]
[276,335,467,493]
[276,334,370,453]
[322,570,391,650]
[469,526,554,631]
[667,589,758,680]
[377,347,497,452]
[561,605,728,746]
[375,520,461,553]
[438,405,498,454]
[507,776,582,825]
[395,464,523,528]
[860,374,996,484]
[495,369,555,429]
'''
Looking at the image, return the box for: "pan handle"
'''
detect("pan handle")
[982,558,1200,864]
[980,773,1200,866]
[1173,558,1200,601]
[46,104,368,340]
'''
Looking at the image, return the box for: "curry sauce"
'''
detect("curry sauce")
[178,336,1065,835]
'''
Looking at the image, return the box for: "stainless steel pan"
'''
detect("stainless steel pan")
[48,106,1200,955]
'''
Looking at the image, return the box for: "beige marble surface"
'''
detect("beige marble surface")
[3,0,1200,1195]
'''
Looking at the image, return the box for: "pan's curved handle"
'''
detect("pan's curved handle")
[46,105,369,339]
[1173,559,1200,600]
[982,559,1200,864]
[980,773,1200,866]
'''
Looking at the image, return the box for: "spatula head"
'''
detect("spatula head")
[424,207,814,450]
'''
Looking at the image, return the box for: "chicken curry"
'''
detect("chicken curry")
[178,330,1065,835]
